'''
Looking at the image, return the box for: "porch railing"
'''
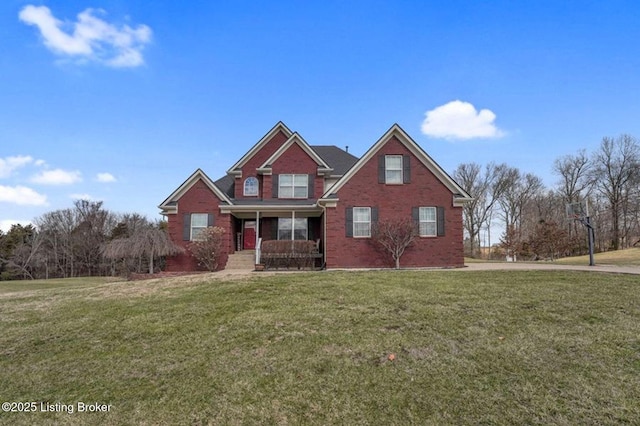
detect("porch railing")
[255,237,262,266]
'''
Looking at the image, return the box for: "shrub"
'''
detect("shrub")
[188,227,225,271]
[260,240,319,269]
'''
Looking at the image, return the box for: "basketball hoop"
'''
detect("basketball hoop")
[566,201,588,221]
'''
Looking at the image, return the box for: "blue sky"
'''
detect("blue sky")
[2,0,640,231]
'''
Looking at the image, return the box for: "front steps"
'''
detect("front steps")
[226,250,256,270]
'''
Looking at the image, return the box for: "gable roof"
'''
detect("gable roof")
[320,124,473,205]
[159,168,233,214]
[310,145,359,176]
[227,121,293,175]
[257,132,333,175]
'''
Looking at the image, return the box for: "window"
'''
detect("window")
[353,207,371,237]
[385,155,403,184]
[278,218,308,240]
[279,174,308,198]
[419,207,437,237]
[243,177,259,196]
[190,213,209,240]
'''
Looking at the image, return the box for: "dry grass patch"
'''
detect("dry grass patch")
[1,270,639,424]
[555,247,640,266]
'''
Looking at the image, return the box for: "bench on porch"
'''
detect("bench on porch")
[259,240,323,270]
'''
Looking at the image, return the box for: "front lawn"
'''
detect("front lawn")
[1,270,639,424]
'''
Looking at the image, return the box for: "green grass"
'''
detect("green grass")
[1,271,639,425]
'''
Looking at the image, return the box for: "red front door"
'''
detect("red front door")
[243,221,256,249]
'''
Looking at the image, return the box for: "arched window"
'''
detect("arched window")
[243,177,259,196]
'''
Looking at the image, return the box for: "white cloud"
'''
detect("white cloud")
[0,220,33,233]
[0,185,47,205]
[96,172,116,183]
[0,155,34,178]
[31,169,82,185]
[19,5,152,68]
[421,100,505,140]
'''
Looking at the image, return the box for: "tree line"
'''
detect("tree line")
[456,134,640,260]
[0,200,182,280]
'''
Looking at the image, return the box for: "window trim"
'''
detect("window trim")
[278,174,308,199]
[243,177,259,196]
[190,213,209,241]
[385,155,403,184]
[353,207,371,238]
[419,206,437,237]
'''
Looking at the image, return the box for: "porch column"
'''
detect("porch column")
[291,211,295,241]
[255,211,260,265]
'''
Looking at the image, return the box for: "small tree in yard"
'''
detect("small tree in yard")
[372,218,419,269]
[103,223,184,275]
[189,226,225,271]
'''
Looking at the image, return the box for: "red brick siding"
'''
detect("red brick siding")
[271,142,322,199]
[325,136,464,268]
[235,130,289,200]
[165,179,232,272]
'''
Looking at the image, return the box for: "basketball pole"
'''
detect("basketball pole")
[585,216,595,266]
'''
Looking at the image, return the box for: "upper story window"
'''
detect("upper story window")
[385,155,403,184]
[244,177,259,196]
[418,207,437,237]
[279,174,308,198]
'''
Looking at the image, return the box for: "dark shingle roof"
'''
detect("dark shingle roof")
[214,174,235,198]
[310,145,359,176]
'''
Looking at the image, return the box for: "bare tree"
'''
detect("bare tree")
[454,162,511,257]
[590,135,640,249]
[553,149,592,204]
[371,218,419,269]
[498,168,544,233]
[0,224,43,280]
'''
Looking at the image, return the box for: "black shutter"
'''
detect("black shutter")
[403,155,411,184]
[371,207,378,224]
[378,155,385,184]
[207,214,215,227]
[412,207,419,223]
[183,214,191,241]
[272,218,278,240]
[345,207,353,237]
[437,206,445,237]
[272,175,279,198]
[308,174,314,198]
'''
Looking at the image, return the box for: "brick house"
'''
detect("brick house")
[159,122,472,270]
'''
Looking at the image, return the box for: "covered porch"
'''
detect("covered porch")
[221,203,325,268]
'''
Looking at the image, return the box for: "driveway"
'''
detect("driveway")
[463,262,640,275]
